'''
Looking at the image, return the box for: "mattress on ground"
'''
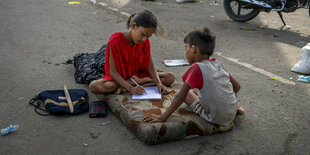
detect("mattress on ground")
[97,83,233,144]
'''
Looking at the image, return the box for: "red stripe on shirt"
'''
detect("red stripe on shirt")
[181,63,203,89]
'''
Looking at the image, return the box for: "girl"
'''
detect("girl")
[89,10,175,95]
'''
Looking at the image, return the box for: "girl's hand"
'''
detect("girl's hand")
[115,87,127,95]
[130,86,146,95]
[143,114,164,123]
[157,84,170,95]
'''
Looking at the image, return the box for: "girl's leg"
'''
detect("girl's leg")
[115,77,148,94]
[89,78,119,94]
[131,75,154,85]
[158,72,175,86]
[132,71,175,87]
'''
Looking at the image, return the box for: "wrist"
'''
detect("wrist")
[128,86,134,92]
[159,115,167,122]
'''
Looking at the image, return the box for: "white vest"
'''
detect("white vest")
[196,61,238,126]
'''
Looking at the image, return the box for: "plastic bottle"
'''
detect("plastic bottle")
[297,75,310,83]
[1,124,19,136]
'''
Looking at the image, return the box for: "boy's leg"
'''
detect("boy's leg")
[184,90,210,122]
[89,78,119,94]
[185,91,219,126]
[184,90,199,107]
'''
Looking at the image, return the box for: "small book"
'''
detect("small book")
[132,86,162,100]
[163,59,190,67]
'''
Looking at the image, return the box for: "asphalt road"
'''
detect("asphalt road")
[0,0,309,154]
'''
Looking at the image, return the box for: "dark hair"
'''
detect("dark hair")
[184,27,216,56]
[126,10,163,37]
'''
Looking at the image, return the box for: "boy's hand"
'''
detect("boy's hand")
[130,86,146,95]
[143,114,164,123]
[157,84,171,95]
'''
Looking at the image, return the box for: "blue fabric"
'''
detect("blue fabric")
[37,89,88,115]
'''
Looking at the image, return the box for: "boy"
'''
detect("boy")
[144,27,244,127]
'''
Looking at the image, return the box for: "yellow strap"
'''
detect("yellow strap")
[44,97,85,106]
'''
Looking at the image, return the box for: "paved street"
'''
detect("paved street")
[0,0,309,154]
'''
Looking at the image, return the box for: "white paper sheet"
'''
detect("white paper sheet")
[132,86,162,100]
[163,59,190,67]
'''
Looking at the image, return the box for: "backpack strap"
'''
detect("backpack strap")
[29,96,51,116]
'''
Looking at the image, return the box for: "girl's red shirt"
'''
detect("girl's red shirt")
[103,32,151,81]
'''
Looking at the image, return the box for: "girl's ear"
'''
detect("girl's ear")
[131,22,137,30]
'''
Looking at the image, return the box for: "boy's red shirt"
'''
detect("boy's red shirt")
[103,32,151,81]
[182,59,232,89]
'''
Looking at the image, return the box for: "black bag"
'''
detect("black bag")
[73,44,106,84]
[29,89,89,116]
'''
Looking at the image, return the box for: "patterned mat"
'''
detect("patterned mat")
[97,83,233,144]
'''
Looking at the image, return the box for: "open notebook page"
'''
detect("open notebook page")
[132,86,162,100]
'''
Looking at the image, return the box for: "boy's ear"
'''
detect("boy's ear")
[192,45,198,54]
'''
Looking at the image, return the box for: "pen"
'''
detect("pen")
[130,77,139,86]
[130,77,147,94]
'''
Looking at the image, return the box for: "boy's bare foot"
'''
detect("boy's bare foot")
[237,106,245,115]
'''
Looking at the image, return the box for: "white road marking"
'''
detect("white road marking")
[216,53,295,85]
[120,11,130,17]
[96,2,295,85]
[98,2,107,6]
[98,2,130,17]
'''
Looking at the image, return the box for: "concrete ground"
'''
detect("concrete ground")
[0,0,309,154]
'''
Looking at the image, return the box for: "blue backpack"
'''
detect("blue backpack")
[29,89,89,116]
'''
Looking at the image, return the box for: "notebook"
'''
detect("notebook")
[132,86,162,100]
[163,59,190,67]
